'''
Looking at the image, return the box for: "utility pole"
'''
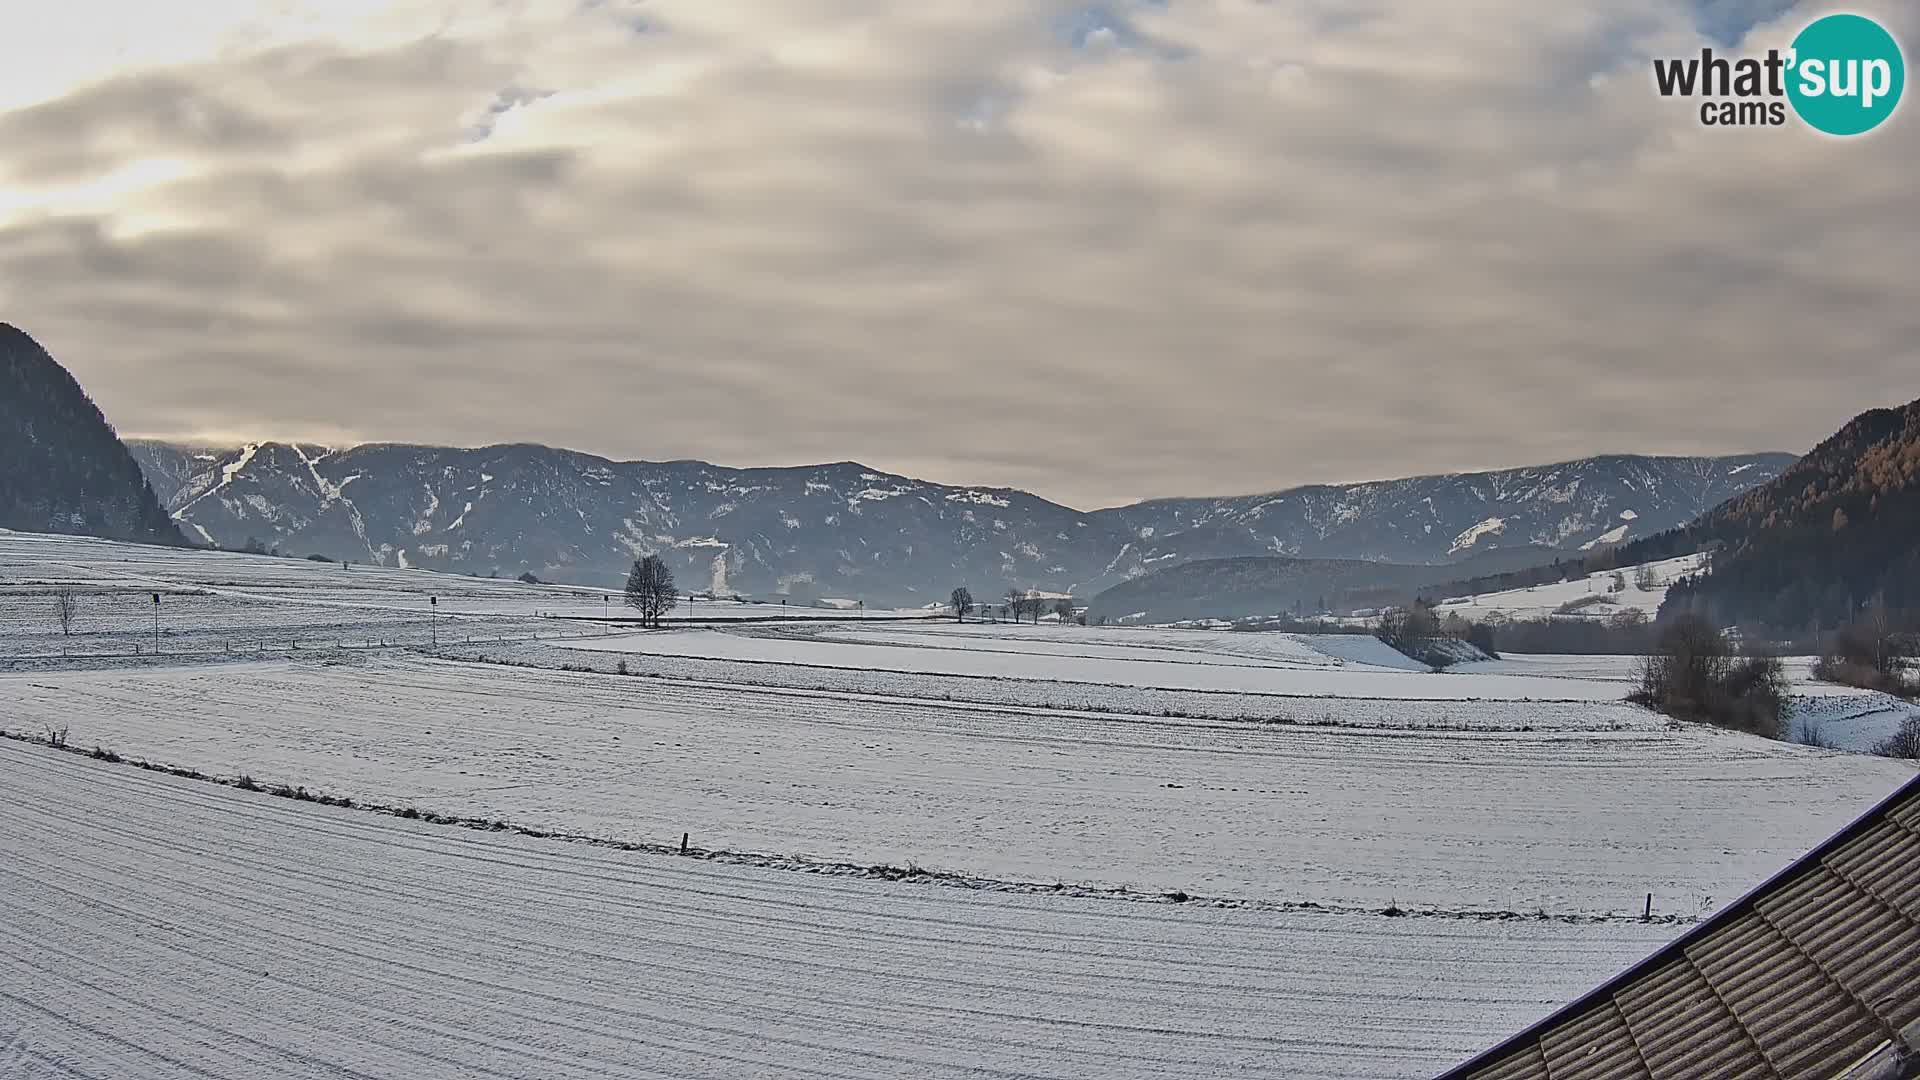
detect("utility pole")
[151,593,161,654]
[603,594,609,634]
[429,595,438,648]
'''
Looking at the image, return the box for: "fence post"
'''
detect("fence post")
[1644,893,1652,921]
[680,832,689,855]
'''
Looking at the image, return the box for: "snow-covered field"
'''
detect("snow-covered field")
[1790,691,1920,753]
[1437,553,1706,621]
[2,530,1915,1078]
[566,623,1630,701]
[1460,653,1920,753]
[6,654,1909,915]
[0,532,933,659]
[0,741,1678,1080]
[512,638,1668,730]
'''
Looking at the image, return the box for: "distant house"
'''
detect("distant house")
[1437,773,1920,1079]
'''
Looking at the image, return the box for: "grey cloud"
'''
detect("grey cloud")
[1,1,1915,509]
[0,74,284,184]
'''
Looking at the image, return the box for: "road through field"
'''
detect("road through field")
[0,740,1676,1080]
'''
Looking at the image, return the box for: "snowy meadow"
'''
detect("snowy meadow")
[1,531,1913,1079]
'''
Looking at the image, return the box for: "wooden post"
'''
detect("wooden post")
[680,832,689,855]
[1644,893,1652,921]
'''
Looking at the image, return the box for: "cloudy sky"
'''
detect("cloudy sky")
[1,1,1914,509]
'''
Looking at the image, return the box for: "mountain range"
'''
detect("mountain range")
[127,438,1793,604]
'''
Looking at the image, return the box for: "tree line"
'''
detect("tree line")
[948,586,1077,624]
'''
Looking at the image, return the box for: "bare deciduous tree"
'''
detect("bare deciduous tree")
[625,555,677,628]
[1052,598,1075,623]
[1874,716,1920,760]
[54,590,77,636]
[949,587,973,622]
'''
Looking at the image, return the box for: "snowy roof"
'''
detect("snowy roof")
[1437,771,1920,1080]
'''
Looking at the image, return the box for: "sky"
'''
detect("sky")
[0,1,1915,510]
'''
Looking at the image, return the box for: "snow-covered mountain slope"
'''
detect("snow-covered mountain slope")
[127,441,1791,604]
[1094,453,1794,566]
[130,441,1113,603]
[1435,553,1709,621]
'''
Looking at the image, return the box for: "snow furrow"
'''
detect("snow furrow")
[3,657,1907,916]
[0,742,1676,1079]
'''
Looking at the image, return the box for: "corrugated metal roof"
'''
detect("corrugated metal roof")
[1436,772,1920,1080]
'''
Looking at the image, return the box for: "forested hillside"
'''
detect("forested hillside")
[0,324,183,545]
[1661,398,1920,631]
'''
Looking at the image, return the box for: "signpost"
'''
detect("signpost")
[151,593,161,654]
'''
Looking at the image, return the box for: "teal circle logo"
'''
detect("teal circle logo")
[1787,14,1905,135]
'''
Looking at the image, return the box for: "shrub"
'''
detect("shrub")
[1798,722,1839,751]
[1815,611,1920,698]
[1873,717,1920,760]
[1813,653,1919,698]
[1630,615,1787,739]
[1377,599,1463,667]
[1715,654,1790,738]
[1465,621,1499,659]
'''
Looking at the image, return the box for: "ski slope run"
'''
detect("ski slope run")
[0,740,1679,1080]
